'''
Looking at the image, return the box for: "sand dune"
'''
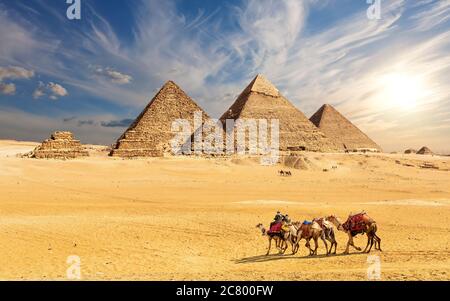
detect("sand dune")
[0,140,449,280]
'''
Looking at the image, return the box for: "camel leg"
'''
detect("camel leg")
[344,233,352,254]
[329,229,337,254]
[363,234,371,253]
[305,240,313,256]
[266,237,272,256]
[349,235,362,251]
[367,235,375,253]
[312,238,319,256]
[321,234,329,256]
[290,237,297,255]
[280,240,288,254]
[293,237,302,255]
[374,234,382,251]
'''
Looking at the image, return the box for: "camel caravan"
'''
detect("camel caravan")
[256,211,381,256]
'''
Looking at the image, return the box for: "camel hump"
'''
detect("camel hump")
[312,222,322,231]
[322,220,333,229]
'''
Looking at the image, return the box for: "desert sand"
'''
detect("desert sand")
[0,140,449,280]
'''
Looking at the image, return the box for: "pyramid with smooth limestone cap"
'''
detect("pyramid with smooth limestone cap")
[110,81,210,157]
[220,74,339,152]
[309,104,381,152]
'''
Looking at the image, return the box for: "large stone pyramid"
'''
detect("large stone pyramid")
[30,131,89,159]
[220,74,339,152]
[110,81,209,157]
[310,104,382,152]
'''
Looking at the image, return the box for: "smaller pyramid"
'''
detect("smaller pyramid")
[417,146,433,155]
[404,148,417,154]
[30,131,89,159]
[310,104,382,152]
[110,81,210,157]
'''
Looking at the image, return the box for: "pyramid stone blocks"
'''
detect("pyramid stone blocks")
[310,104,382,152]
[220,75,339,152]
[110,81,210,157]
[31,131,89,159]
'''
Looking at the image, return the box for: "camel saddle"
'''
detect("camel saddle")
[342,213,368,234]
[268,222,283,234]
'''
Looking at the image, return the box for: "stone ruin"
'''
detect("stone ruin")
[404,149,417,154]
[29,131,89,159]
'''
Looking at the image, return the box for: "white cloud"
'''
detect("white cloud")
[0,66,34,81]
[0,82,16,95]
[48,82,68,98]
[93,66,132,84]
[32,81,68,100]
[0,65,34,96]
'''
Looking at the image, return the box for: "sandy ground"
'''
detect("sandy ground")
[0,140,449,280]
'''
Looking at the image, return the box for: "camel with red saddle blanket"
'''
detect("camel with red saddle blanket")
[256,223,291,255]
[256,211,380,256]
[326,212,381,254]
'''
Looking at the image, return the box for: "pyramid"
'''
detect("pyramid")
[110,81,210,157]
[417,146,433,155]
[404,148,417,154]
[220,74,339,152]
[30,131,89,159]
[310,104,382,152]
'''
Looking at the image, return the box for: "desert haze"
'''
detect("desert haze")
[0,140,449,280]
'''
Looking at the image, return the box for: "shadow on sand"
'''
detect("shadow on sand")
[235,252,367,264]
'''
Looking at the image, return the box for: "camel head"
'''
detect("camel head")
[326,215,343,231]
[256,223,266,235]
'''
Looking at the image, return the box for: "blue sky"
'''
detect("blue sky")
[0,0,449,152]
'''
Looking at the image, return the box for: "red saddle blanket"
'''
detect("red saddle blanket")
[343,214,367,232]
[269,222,282,233]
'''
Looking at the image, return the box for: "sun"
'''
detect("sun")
[380,73,427,111]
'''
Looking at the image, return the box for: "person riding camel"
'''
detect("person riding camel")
[271,211,284,226]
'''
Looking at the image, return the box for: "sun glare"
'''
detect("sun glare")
[380,73,427,111]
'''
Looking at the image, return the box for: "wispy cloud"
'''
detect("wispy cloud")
[33,81,69,100]
[0,0,449,152]
[101,118,134,128]
[92,66,133,84]
[0,65,34,81]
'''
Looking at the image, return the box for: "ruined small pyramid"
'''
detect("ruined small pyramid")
[220,74,339,152]
[31,131,89,159]
[417,146,433,155]
[404,148,417,154]
[310,104,382,152]
[110,81,209,157]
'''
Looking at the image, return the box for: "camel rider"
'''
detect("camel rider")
[270,211,284,227]
[283,214,292,224]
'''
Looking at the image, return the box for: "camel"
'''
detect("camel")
[313,217,338,254]
[326,212,381,254]
[278,170,292,177]
[256,223,290,255]
[292,221,329,256]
